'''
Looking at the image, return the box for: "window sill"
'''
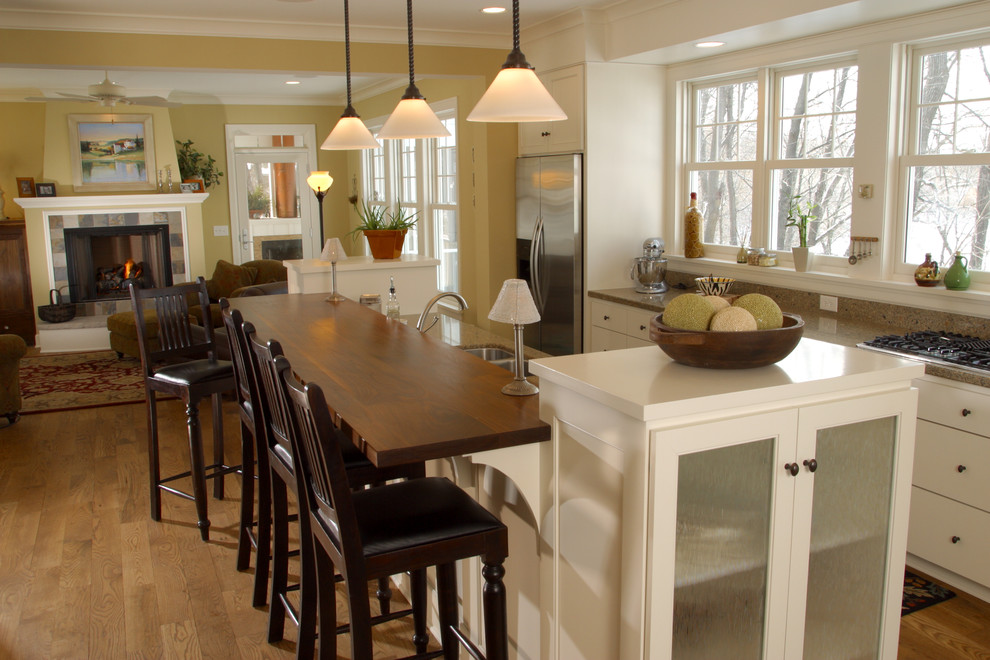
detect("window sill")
[665,255,989,320]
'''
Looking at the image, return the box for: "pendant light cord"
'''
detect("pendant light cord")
[344,0,353,107]
[405,0,415,89]
[502,0,532,70]
[512,0,520,50]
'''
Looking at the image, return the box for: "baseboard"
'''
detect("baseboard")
[907,553,990,604]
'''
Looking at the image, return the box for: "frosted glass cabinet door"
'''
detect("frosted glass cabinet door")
[799,416,898,660]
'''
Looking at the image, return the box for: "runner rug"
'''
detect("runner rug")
[902,570,956,616]
[19,351,146,414]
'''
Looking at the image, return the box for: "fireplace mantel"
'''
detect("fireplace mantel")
[16,193,209,211]
[18,193,211,352]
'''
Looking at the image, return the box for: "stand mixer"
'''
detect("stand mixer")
[630,237,668,294]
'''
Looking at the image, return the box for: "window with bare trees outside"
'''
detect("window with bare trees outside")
[904,40,990,273]
[687,63,857,259]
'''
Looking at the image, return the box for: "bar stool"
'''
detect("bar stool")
[220,300,270,607]
[278,355,510,660]
[129,277,237,541]
[245,327,425,658]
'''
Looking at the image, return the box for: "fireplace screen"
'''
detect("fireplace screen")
[64,225,172,302]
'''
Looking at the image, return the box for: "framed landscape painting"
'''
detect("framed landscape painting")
[68,114,157,192]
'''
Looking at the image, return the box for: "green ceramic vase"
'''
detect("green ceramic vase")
[943,252,970,290]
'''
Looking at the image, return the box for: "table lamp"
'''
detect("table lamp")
[306,171,333,247]
[320,237,347,302]
[488,279,540,396]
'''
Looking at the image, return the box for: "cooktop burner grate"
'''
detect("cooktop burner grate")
[858,330,990,374]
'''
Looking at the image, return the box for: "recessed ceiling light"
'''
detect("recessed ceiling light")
[482,6,506,13]
[695,41,725,48]
[286,80,301,85]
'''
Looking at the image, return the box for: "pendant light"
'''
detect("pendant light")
[467,0,566,123]
[377,0,450,139]
[321,0,381,150]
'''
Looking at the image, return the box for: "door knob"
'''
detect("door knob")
[803,458,818,473]
[957,465,967,473]
[784,463,800,477]
[962,408,972,416]
[951,536,961,544]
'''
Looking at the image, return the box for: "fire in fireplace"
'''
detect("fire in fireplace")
[64,225,173,302]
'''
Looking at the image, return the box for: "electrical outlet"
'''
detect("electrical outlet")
[820,295,838,312]
[213,225,229,237]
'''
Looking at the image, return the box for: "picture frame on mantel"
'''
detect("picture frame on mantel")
[68,114,157,192]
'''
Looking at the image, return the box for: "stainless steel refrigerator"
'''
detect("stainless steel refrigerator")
[516,154,583,356]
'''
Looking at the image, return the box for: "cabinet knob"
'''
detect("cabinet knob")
[962,408,972,416]
[640,324,647,331]
[541,131,551,137]
[958,465,967,473]
[951,536,961,544]
[784,462,800,477]
[603,315,610,321]
[803,458,818,473]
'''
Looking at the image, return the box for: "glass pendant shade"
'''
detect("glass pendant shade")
[306,171,333,193]
[467,66,566,122]
[322,111,381,150]
[378,96,450,139]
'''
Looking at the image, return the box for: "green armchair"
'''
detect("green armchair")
[0,334,28,425]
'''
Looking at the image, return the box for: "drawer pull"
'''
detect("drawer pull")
[803,458,818,473]
[603,315,610,321]
[962,408,972,417]
[951,536,961,544]
[957,465,967,473]
[640,324,647,331]
[784,463,800,477]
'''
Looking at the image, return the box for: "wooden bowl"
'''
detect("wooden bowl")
[649,313,805,369]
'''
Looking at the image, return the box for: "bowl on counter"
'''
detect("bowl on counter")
[695,276,735,296]
[649,312,805,369]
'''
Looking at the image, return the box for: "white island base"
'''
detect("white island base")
[283,255,440,312]
[480,338,926,660]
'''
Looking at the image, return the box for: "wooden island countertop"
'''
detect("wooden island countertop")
[230,293,550,467]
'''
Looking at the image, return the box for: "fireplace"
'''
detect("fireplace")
[64,225,173,302]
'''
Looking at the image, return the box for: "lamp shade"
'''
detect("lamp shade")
[320,237,347,262]
[467,67,566,122]
[378,97,451,140]
[488,279,540,324]
[306,171,333,193]
[322,112,381,150]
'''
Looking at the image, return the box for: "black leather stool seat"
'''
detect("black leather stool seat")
[350,477,505,558]
[154,359,234,386]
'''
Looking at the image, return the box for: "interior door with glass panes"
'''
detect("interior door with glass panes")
[231,150,314,262]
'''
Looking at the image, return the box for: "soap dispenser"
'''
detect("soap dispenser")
[386,276,401,320]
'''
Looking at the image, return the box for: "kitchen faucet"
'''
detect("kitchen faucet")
[416,291,468,332]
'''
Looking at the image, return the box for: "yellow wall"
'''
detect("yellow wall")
[1,28,520,330]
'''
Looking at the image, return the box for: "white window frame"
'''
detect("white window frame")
[363,98,459,291]
[894,34,990,284]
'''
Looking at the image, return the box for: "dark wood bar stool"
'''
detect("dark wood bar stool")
[129,277,237,541]
[279,356,510,660]
[246,328,426,659]
[220,300,271,607]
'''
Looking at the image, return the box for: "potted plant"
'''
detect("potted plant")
[786,195,817,272]
[175,139,224,190]
[247,184,270,218]
[348,197,418,259]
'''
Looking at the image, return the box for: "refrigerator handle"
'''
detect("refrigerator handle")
[530,215,546,312]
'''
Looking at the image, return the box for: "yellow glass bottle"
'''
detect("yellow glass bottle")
[684,192,705,258]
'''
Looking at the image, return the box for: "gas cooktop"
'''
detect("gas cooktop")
[858,330,990,375]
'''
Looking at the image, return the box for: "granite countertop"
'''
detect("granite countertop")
[400,312,549,360]
[589,286,990,389]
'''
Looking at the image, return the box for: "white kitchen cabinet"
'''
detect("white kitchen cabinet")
[589,299,656,351]
[518,65,585,155]
[907,376,990,600]
[529,340,922,660]
[651,394,912,659]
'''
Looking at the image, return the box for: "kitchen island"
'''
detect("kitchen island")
[528,339,924,660]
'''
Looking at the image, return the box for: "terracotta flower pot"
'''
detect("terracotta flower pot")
[363,229,407,259]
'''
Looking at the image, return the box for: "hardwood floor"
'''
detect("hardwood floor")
[1,400,988,659]
[0,400,426,659]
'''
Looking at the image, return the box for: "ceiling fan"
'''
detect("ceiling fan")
[25,72,181,107]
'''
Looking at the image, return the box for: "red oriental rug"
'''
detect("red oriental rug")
[19,351,146,414]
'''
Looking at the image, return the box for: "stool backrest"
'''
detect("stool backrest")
[245,327,296,469]
[220,299,256,415]
[281,366,362,578]
[129,276,218,373]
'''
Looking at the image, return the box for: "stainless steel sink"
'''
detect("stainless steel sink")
[460,346,530,376]
[461,347,514,361]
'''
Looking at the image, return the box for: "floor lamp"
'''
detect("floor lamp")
[306,171,333,248]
